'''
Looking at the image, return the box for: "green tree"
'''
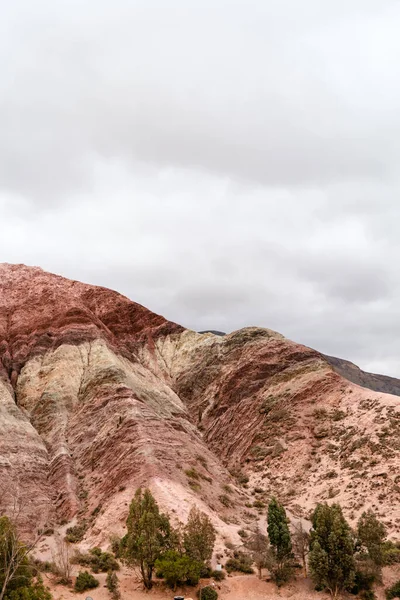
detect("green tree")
[155,550,202,590]
[266,497,294,586]
[122,488,174,589]
[184,507,216,565]
[309,503,355,598]
[357,510,386,568]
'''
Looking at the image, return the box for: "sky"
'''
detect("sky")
[1,1,400,376]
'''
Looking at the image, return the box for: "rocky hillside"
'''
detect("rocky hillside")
[0,264,399,552]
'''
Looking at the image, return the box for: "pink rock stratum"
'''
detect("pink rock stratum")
[0,263,399,546]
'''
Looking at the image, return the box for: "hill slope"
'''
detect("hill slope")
[0,264,399,550]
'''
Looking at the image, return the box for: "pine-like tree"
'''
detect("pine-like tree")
[309,503,355,598]
[122,488,174,589]
[266,497,294,586]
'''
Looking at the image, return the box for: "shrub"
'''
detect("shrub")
[197,586,218,600]
[7,577,52,600]
[211,570,226,581]
[219,494,232,508]
[386,580,400,599]
[74,571,100,592]
[359,592,376,600]
[226,551,254,574]
[349,569,376,596]
[185,468,200,480]
[73,547,120,573]
[110,536,122,558]
[106,570,120,600]
[382,541,400,565]
[155,551,202,589]
[65,522,87,543]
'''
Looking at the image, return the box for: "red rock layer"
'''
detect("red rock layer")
[0,263,183,384]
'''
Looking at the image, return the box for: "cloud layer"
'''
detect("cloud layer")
[1,1,400,376]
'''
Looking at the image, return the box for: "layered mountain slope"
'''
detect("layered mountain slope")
[0,263,399,548]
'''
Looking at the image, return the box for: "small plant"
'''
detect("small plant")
[74,571,100,592]
[197,586,218,600]
[219,494,233,508]
[238,529,248,538]
[236,472,249,485]
[185,468,200,480]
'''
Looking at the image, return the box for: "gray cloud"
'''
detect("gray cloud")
[1,1,400,376]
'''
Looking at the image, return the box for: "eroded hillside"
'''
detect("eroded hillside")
[0,263,399,551]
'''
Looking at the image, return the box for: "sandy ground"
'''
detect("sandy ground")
[46,567,400,600]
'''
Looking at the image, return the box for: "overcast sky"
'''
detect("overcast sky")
[2,1,400,376]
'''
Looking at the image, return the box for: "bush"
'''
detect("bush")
[155,551,202,589]
[110,536,122,558]
[6,577,52,600]
[382,541,400,565]
[74,571,100,592]
[386,580,400,599]
[219,494,232,508]
[73,547,119,573]
[65,522,87,544]
[225,551,254,574]
[197,586,218,600]
[106,570,120,600]
[360,591,376,600]
[211,570,226,581]
[349,569,376,596]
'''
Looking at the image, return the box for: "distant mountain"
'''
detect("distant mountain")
[324,354,400,397]
[199,330,226,336]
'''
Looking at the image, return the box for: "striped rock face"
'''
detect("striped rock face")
[0,263,399,547]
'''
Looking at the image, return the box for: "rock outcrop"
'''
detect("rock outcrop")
[0,263,399,546]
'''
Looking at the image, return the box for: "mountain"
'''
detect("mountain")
[0,263,399,551]
[324,354,400,397]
